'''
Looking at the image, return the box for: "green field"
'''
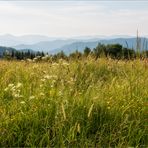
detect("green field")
[0,58,147,147]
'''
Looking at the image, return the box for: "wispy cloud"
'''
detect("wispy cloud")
[0,1,147,36]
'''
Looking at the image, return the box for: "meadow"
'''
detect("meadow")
[0,58,147,147]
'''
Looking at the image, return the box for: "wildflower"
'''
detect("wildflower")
[16,82,22,88]
[40,84,43,87]
[4,88,8,92]
[42,57,46,60]
[40,92,45,96]
[44,75,50,79]
[52,63,59,66]
[41,78,46,82]
[43,75,58,81]
[107,106,111,110]
[33,57,39,62]
[13,94,20,98]
[58,91,63,96]
[8,83,14,88]
[107,101,110,104]
[4,83,23,98]
[70,88,73,92]
[29,96,35,100]
[20,101,25,104]
[26,59,32,62]
[62,62,69,66]
[11,87,16,92]
[51,85,54,88]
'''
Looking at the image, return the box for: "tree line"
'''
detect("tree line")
[3,50,45,60]
[3,43,148,61]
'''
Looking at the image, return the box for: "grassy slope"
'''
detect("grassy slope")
[0,59,147,147]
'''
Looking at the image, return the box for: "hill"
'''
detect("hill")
[1,37,148,56]
[13,39,77,52]
[49,37,148,54]
[0,46,16,57]
[13,37,148,54]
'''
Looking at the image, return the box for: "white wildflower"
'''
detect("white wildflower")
[41,78,46,82]
[4,83,23,99]
[4,88,9,92]
[40,92,45,96]
[43,75,58,80]
[44,75,50,79]
[58,91,63,96]
[8,83,14,88]
[20,101,25,104]
[13,94,20,98]
[26,59,32,62]
[29,96,35,100]
[62,62,69,66]
[52,63,59,66]
[16,82,22,88]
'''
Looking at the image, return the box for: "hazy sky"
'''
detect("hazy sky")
[0,1,148,37]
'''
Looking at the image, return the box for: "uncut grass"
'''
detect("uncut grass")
[0,59,147,147]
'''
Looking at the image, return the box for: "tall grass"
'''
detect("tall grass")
[0,58,147,147]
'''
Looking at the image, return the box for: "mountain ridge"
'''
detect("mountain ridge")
[0,34,145,47]
[48,37,148,54]
[0,34,148,55]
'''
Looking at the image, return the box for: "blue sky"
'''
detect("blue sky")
[0,1,148,37]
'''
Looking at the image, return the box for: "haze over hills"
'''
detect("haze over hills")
[13,36,148,55]
[0,34,59,46]
[0,34,135,47]
[0,34,148,55]
[50,38,148,54]
[13,39,78,52]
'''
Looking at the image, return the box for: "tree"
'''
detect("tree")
[69,50,82,59]
[41,51,45,57]
[84,47,91,57]
[93,43,106,59]
[122,48,135,59]
[56,51,67,59]
[11,50,15,58]
[27,50,31,58]
[106,44,122,58]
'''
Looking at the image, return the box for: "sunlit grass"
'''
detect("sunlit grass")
[0,58,147,147]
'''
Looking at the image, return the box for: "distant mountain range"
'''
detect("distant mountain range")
[14,37,148,55]
[0,34,136,47]
[0,34,148,55]
[50,38,148,54]
[13,39,78,52]
[0,34,59,46]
